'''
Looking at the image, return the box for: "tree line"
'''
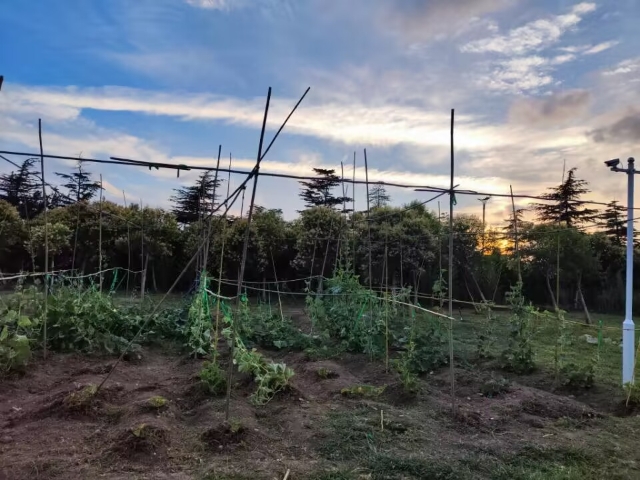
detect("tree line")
[0,160,636,317]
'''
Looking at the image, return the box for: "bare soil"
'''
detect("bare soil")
[1,344,639,479]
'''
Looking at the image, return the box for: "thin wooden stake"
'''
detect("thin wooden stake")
[203,145,222,275]
[38,119,49,360]
[364,148,373,360]
[71,162,82,273]
[270,249,285,323]
[227,87,272,421]
[352,151,356,272]
[98,174,103,292]
[448,108,456,415]
[384,234,389,373]
[140,199,145,301]
[212,153,234,365]
[123,190,131,296]
[509,185,521,283]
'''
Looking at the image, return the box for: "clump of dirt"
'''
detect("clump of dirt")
[201,420,247,452]
[33,383,125,420]
[110,422,169,461]
[520,396,600,420]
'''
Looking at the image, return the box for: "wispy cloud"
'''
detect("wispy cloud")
[461,2,600,93]
[602,57,640,76]
[184,0,239,10]
[461,2,596,55]
[385,0,515,42]
[583,40,619,54]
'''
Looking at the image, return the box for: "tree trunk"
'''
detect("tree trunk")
[577,274,591,324]
[141,253,149,301]
[546,272,558,311]
[152,263,158,292]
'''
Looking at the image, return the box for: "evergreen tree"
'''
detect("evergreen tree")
[369,184,391,208]
[298,168,351,210]
[531,167,597,228]
[598,200,630,245]
[55,163,102,204]
[171,172,223,224]
[0,157,44,219]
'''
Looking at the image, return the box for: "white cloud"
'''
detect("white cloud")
[2,83,508,153]
[583,40,619,54]
[184,0,238,10]
[461,2,596,55]
[602,57,640,76]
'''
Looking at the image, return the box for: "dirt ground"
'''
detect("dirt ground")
[1,342,640,479]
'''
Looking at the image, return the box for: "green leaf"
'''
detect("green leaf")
[18,316,31,328]
[0,326,8,342]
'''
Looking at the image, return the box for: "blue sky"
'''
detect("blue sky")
[1,0,639,222]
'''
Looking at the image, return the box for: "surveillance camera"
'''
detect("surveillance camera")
[605,158,621,168]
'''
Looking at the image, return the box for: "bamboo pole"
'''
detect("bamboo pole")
[71,162,82,273]
[448,108,456,415]
[38,119,49,360]
[140,199,145,301]
[98,174,103,292]
[384,234,389,372]
[123,190,131,296]
[509,185,521,283]
[364,148,373,359]
[352,152,356,272]
[202,145,222,276]
[227,87,272,421]
[270,249,285,323]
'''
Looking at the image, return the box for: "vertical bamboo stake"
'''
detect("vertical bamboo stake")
[212,154,234,365]
[509,185,521,283]
[123,190,131,296]
[364,148,373,359]
[203,145,222,276]
[352,152,357,272]
[448,108,456,415]
[227,87,272,421]
[98,174,103,292]
[38,119,49,360]
[384,234,389,372]
[140,199,145,301]
[71,163,82,273]
[438,201,444,309]
[270,249,285,323]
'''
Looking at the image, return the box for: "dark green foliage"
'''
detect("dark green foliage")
[531,167,597,228]
[560,361,595,389]
[481,375,511,398]
[501,283,536,374]
[55,162,102,204]
[199,361,227,395]
[298,168,351,210]
[241,303,310,350]
[397,318,448,374]
[0,157,45,218]
[171,171,223,224]
[0,309,35,372]
[44,285,146,353]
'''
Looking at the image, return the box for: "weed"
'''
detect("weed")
[623,382,640,405]
[316,367,338,379]
[63,384,97,409]
[480,375,511,398]
[199,361,227,395]
[147,396,168,408]
[341,384,386,398]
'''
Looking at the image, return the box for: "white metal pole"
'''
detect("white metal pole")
[623,158,635,385]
